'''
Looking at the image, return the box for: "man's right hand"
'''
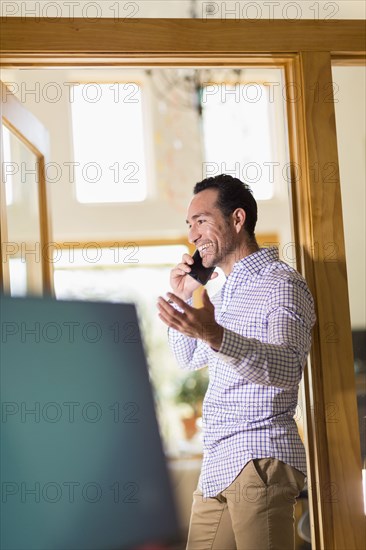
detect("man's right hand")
[169,253,201,301]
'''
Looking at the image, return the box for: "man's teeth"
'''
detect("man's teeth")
[199,243,212,253]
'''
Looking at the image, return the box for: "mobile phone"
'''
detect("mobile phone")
[188,250,216,286]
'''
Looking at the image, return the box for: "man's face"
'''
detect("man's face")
[186,188,238,271]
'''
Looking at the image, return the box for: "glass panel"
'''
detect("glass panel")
[2,125,43,296]
[332,64,366,513]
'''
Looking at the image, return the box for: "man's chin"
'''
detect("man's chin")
[202,254,217,268]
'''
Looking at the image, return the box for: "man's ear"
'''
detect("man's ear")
[232,208,246,234]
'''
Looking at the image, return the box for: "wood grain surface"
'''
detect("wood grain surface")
[286,51,365,550]
[1,18,365,57]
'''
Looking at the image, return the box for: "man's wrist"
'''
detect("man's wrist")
[204,324,224,351]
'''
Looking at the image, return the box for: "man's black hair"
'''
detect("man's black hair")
[193,174,258,238]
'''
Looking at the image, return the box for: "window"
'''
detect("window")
[70,83,148,203]
[9,258,27,296]
[201,83,274,200]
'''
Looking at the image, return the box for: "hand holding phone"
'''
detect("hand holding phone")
[169,252,216,301]
[187,250,216,286]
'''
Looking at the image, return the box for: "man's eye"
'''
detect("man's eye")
[197,219,206,224]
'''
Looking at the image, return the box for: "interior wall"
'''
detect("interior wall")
[1,0,365,19]
[333,65,366,329]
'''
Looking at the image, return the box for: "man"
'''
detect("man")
[157,174,316,550]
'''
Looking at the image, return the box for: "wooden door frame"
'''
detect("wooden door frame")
[1,18,365,549]
[0,81,53,295]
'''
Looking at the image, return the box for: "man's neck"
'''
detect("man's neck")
[222,238,260,277]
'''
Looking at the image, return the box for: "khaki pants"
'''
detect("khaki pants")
[186,458,306,550]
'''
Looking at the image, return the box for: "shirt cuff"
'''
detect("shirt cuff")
[167,297,193,340]
[214,327,249,362]
[169,296,193,313]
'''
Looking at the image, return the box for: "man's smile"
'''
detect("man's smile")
[197,242,214,256]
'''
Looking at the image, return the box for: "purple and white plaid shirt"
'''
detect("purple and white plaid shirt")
[168,247,316,498]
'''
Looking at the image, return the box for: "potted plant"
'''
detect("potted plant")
[175,369,209,439]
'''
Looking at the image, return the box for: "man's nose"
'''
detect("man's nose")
[188,224,200,245]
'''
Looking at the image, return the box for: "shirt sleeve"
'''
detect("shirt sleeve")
[167,298,209,371]
[215,278,316,389]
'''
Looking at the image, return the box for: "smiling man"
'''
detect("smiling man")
[157,174,316,550]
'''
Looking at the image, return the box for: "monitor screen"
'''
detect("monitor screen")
[1,295,179,550]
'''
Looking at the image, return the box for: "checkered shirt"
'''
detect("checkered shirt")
[168,247,316,498]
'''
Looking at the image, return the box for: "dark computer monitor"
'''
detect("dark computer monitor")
[1,295,179,550]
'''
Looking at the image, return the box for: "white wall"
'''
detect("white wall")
[333,66,366,329]
[2,0,365,19]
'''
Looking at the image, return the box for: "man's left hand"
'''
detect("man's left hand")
[157,289,224,351]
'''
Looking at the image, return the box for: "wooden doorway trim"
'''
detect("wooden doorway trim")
[284,53,364,550]
[1,81,53,295]
[0,18,365,65]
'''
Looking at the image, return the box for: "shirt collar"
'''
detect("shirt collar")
[232,247,279,276]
